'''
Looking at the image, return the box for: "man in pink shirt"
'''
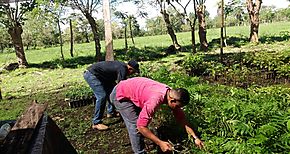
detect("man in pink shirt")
[110,77,204,153]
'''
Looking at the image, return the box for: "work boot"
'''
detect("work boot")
[107,112,120,118]
[92,123,109,131]
[106,114,113,118]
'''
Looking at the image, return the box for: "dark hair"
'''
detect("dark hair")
[128,60,140,73]
[172,88,190,106]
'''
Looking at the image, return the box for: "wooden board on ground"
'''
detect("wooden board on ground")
[0,100,48,154]
[11,100,47,130]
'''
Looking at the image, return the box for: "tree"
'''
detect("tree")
[69,19,74,57]
[22,12,42,50]
[246,0,262,43]
[114,11,129,50]
[111,22,123,39]
[0,24,11,52]
[260,5,275,23]
[145,16,167,35]
[156,0,181,50]
[0,87,2,100]
[39,0,67,60]
[196,0,208,52]
[168,0,198,53]
[128,15,135,46]
[65,13,91,43]
[113,1,145,50]
[277,7,290,21]
[54,5,65,60]
[70,0,102,61]
[226,0,245,26]
[129,16,141,37]
[22,9,59,48]
[103,0,114,61]
[114,12,140,50]
[0,0,36,67]
[219,0,224,63]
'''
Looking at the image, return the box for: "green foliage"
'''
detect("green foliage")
[182,53,208,76]
[144,65,290,153]
[64,84,93,100]
[181,49,290,88]
[193,86,290,153]
[0,0,37,27]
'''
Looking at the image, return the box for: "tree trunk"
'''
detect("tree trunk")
[224,15,227,47]
[161,9,181,50]
[224,23,227,46]
[0,87,2,100]
[84,32,90,43]
[8,24,28,67]
[57,19,64,60]
[124,23,128,51]
[190,0,197,53]
[246,0,262,43]
[196,5,208,52]
[190,22,196,53]
[85,13,101,61]
[220,0,224,63]
[129,18,135,46]
[103,0,114,61]
[70,19,74,57]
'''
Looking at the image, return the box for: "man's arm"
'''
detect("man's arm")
[179,117,204,149]
[172,108,204,148]
[117,66,127,83]
[137,126,172,152]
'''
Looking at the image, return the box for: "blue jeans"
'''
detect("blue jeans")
[83,70,114,125]
[110,86,146,154]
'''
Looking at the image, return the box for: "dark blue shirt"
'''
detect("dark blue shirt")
[87,61,128,84]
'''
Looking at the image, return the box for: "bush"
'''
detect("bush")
[182,53,208,76]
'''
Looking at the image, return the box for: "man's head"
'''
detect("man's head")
[127,60,140,75]
[167,88,190,109]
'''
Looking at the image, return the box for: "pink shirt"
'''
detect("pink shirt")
[116,77,185,127]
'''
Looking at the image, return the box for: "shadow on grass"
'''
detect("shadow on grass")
[27,45,176,69]
[207,33,289,50]
[260,32,290,43]
[180,36,249,52]
[17,34,290,70]
[208,36,249,49]
[29,56,97,69]
[115,46,172,61]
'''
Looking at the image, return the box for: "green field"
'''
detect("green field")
[0,22,290,153]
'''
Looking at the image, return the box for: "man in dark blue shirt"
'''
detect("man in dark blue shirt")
[83,60,139,130]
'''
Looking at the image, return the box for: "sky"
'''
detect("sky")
[114,0,290,28]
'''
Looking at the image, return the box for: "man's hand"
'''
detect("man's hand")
[194,138,204,149]
[158,141,172,152]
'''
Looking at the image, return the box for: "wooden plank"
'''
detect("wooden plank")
[0,100,48,154]
[11,100,48,130]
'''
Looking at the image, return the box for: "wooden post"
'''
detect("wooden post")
[103,0,114,61]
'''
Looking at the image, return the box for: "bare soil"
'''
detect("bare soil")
[46,92,160,153]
